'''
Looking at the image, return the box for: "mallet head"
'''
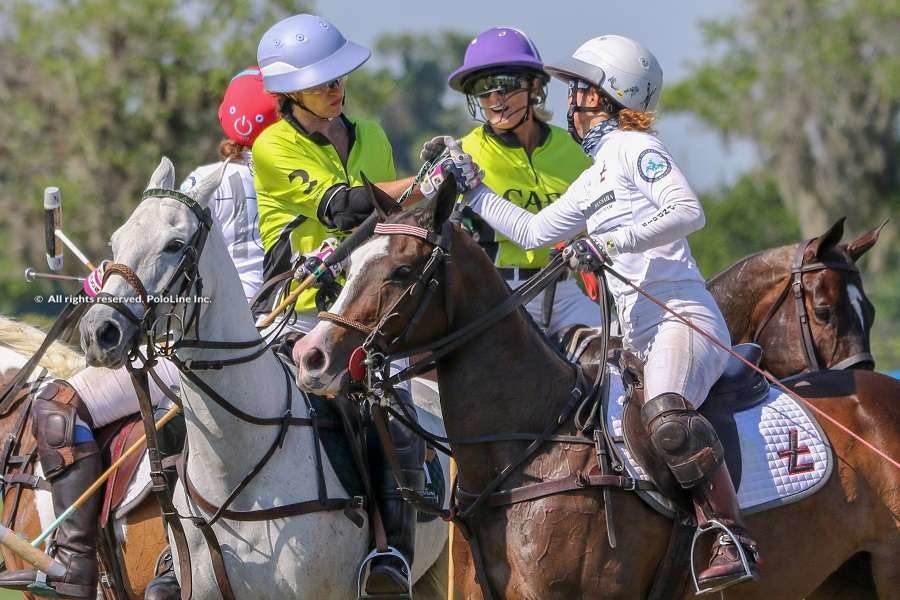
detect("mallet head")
[43,187,63,271]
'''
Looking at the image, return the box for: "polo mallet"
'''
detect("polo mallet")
[24,268,84,283]
[0,405,182,571]
[258,212,381,328]
[43,186,96,272]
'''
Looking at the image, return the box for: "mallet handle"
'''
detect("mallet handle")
[258,274,316,328]
[54,229,96,271]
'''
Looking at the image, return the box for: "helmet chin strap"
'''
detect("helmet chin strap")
[289,94,337,122]
[567,93,616,143]
[480,88,535,134]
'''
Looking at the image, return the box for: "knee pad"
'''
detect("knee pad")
[32,381,98,480]
[641,393,723,488]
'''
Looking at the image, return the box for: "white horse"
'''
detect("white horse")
[78,158,450,599]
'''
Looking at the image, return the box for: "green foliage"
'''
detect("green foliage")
[690,171,800,278]
[663,0,899,272]
[0,0,305,314]
[344,31,474,174]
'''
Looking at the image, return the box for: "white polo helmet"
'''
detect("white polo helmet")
[545,35,663,111]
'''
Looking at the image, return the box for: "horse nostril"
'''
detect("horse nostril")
[97,321,122,350]
[303,347,327,373]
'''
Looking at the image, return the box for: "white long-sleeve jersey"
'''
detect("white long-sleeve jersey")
[465,128,708,321]
[180,152,264,304]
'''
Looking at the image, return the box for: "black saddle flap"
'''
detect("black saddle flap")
[702,343,769,414]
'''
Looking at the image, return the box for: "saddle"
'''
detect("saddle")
[604,343,832,517]
[94,406,186,528]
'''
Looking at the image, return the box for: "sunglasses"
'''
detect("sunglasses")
[305,76,348,95]
[568,80,592,93]
[466,74,529,98]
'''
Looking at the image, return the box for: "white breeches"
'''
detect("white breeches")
[510,276,601,336]
[68,357,182,428]
[621,282,730,407]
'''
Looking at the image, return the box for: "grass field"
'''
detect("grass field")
[0,590,21,599]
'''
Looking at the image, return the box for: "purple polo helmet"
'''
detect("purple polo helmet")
[448,27,547,92]
[257,14,371,93]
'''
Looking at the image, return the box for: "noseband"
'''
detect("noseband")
[752,238,873,371]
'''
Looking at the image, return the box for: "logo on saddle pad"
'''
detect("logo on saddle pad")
[637,149,671,183]
[777,429,815,475]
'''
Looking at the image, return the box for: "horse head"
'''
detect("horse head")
[80,157,225,367]
[293,176,463,396]
[755,217,883,376]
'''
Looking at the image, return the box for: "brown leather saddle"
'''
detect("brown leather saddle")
[614,343,770,512]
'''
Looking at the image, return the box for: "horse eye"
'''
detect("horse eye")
[164,239,185,253]
[813,306,832,323]
[388,265,414,282]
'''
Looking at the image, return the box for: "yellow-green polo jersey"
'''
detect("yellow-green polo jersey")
[254,115,396,313]
[460,123,591,268]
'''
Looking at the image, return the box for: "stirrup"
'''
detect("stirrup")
[27,571,58,597]
[689,519,756,596]
[356,546,413,600]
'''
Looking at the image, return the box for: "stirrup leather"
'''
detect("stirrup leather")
[689,519,757,596]
[356,546,413,600]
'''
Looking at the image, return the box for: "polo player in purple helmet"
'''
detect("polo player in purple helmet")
[423,28,600,337]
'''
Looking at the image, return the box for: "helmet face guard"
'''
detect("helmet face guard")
[462,69,548,131]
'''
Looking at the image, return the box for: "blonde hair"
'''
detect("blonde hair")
[616,108,655,132]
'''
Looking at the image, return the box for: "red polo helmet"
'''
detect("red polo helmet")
[217,67,279,146]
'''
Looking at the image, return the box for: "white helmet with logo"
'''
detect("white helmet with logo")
[545,35,663,111]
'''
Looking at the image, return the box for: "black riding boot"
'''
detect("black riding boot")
[641,392,760,593]
[0,381,101,598]
[364,392,426,597]
[144,547,180,600]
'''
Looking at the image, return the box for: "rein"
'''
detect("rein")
[105,187,361,600]
[752,238,873,371]
[318,221,649,600]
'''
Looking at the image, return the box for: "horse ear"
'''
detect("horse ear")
[184,165,224,207]
[845,219,888,263]
[361,172,402,220]
[812,217,846,260]
[146,157,176,191]
[427,174,458,231]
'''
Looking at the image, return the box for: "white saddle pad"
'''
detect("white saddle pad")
[604,365,833,515]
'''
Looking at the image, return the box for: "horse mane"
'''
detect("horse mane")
[0,315,84,379]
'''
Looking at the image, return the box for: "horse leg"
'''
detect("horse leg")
[870,545,900,600]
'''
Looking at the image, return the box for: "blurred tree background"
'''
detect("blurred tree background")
[0,0,897,369]
[672,0,900,369]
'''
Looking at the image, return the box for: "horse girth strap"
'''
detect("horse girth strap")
[454,468,653,509]
[177,456,353,521]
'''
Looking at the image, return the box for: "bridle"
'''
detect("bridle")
[95,187,357,600]
[751,238,873,372]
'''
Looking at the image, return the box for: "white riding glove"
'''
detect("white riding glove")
[420,150,484,200]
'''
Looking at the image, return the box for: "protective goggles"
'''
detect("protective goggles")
[465,74,529,98]
[305,76,348,95]
[568,79,592,94]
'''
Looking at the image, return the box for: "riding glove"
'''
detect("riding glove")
[565,237,615,272]
[420,153,484,200]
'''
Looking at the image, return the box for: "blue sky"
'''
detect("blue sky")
[318,0,757,191]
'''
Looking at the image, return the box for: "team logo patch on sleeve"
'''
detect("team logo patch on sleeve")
[583,190,616,218]
[637,149,671,182]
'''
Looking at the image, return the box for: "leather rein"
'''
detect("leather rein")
[751,238,873,372]
[318,222,653,600]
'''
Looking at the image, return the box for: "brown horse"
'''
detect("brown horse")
[571,217,882,379]
[293,181,900,599]
[0,327,167,600]
[707,217,883,379]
